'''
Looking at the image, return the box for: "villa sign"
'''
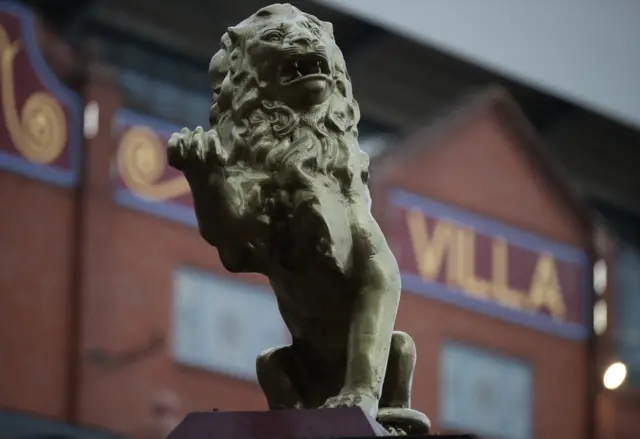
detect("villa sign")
[388,190,589,340]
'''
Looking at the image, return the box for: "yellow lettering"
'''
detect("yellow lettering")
[457,228,490,299]
[528,253,566,319]
[446,227,459,286]
[406,210,454,281]
[491,238,526,309]
[406,209,568,321]
[454,228,466,289]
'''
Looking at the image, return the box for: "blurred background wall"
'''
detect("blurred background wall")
[0,1,638,438]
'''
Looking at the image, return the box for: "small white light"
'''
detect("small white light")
[593,259,607,295]
[603,362,627,390]
[593,300,607,336]
[84,101,100,139]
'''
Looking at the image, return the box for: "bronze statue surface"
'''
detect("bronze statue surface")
[167,3,429,435]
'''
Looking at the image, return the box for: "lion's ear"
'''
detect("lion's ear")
[227,26,242,45]
[322,21,334,39]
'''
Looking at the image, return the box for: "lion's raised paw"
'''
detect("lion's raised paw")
[167,127,226,171]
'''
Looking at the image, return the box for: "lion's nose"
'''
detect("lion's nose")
[290,35,312,47]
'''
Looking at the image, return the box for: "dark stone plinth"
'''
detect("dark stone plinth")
[167,407,390,439]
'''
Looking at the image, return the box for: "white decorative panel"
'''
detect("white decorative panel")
[172,267,289,380]
[439,341,533,439]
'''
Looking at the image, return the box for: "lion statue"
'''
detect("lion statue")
[168,3,430,435]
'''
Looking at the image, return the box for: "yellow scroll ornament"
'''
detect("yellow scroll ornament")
[117,126,189,201]
[1,24,66,165]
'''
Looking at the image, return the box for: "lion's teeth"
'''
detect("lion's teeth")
[292,61,302,76]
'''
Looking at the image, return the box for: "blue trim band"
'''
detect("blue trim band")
[402,273,588,340]
[0,151,76,186]
[115,189,197,227]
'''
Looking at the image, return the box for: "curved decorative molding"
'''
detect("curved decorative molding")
[0,1,82,186]
[113,109,196,226]
[117,125,190,200]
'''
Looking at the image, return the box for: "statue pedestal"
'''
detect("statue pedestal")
[166,407,391,439]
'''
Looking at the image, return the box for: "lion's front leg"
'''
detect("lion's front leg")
[167,127,271,273]
[321,212,401,419]
[167,126,235,246]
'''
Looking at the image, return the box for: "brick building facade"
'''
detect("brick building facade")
[0,3,637,439]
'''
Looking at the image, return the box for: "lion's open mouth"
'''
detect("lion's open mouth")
[279,53,331,85]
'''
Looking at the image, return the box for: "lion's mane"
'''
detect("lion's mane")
[207,3,370,224]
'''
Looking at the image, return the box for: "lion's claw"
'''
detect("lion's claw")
[167,131,190,171]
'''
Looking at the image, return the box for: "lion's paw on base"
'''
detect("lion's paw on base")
[377,407,431,436]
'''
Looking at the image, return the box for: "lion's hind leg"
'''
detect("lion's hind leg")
[380,331,415,409]
[377,331,431,435]
[256,345,305,410]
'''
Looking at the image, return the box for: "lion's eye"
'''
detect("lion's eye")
[310,28,322,37]
[263,31,283,42]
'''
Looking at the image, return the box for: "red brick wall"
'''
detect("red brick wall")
[0,172,75,418]
[610,396,640,439]
[379,106,586,247]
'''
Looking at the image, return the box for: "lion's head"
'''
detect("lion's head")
[208,3,369,194]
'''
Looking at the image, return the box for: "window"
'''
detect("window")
[172,267,289,380]
[439,341,533,439]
